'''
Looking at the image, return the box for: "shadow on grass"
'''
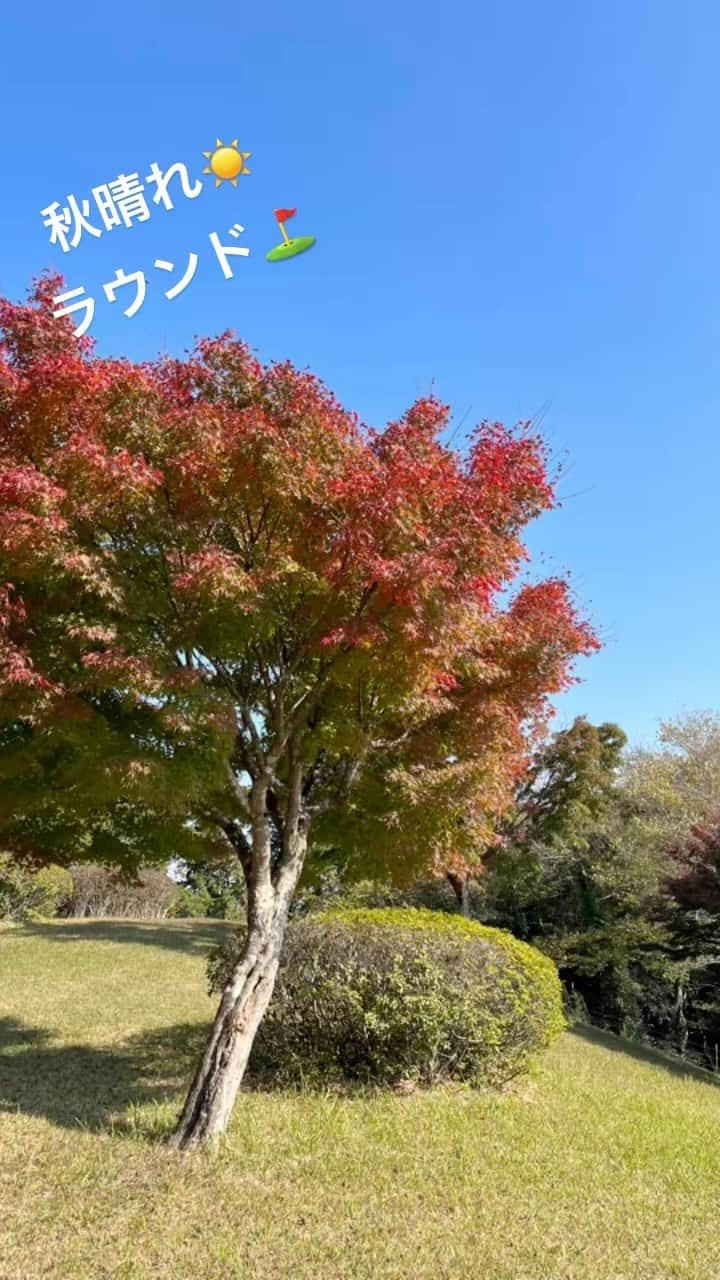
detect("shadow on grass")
[0,1014,210,1135]
[15,919,235,956]
[570,1022,720,1088]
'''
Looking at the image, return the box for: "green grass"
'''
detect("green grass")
[1,919,719,1280]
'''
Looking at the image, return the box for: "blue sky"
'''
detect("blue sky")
[1,1,719,746]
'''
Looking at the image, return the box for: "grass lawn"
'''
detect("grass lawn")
[1,919,719,1280]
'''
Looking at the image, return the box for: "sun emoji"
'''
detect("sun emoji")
[203,138,251,187]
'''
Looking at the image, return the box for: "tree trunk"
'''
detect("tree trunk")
[170,777,307,1150]
[169,911,286,1149]
[447,871,470,918]
[673,976,689,1059]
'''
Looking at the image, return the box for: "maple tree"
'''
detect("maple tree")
[0,276,598,1146]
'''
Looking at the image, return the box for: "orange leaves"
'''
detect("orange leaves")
[56,433,163,524]
[507,578,600,667]
[0,275,600,882]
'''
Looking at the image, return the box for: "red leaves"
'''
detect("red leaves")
[0,271,91,367]
[0,275,600,878]
[80,648,160,695]
[57,432,163,521]
[0,584,61,703]
[431,670,459,692]
[507,578,600,664]
[172,549,254,606]
[0,464,70,578]
[319,620,386,650]
[468,421,554,518]
[0,466,66,510]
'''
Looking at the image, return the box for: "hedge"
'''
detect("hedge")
[209,906,565,1087]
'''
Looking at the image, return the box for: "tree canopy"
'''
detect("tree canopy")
[0,274,597,881]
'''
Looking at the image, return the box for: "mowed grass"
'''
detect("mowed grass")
[1,920,719,1280]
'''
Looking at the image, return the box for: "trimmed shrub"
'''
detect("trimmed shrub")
[62,864,178,918]
[209,907,565,1087]
[0,856,73,920]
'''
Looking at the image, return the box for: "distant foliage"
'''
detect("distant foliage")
[63,864,178,918]
[291,868,406,917]
[660,820,720,1064]
[169,859,247,920]
[472,712,720,1071]
[209,907,564,1088]
[293,867,483,919]
[623,712,720,848]
[666,820,720,927]
[545,919,673,1041]
[0,856,73,920]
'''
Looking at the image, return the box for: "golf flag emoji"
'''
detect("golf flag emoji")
[266,207,316,262]
[274,208,297,246]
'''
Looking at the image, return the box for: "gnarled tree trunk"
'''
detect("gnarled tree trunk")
[170,777,307,1150]
[169,908,285,1149]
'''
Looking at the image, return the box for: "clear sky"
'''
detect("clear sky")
[1,1,719,746]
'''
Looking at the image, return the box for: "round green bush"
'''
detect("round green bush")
[209,907,565,1087]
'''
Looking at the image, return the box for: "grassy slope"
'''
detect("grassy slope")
[1,920,718,1280]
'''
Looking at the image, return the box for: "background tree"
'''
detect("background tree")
[658,820,720,1061]
[666,820,720,929]
[621,711,720,849]
[477,717,673,1039]
[511,717,626,845]
[476,713,720,1063]
[171,856,247,919]
[440,716,627,916]
[481,717,628,938]
[0,277,597,1145]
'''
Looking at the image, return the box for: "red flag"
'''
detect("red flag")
[274,207,297,224]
